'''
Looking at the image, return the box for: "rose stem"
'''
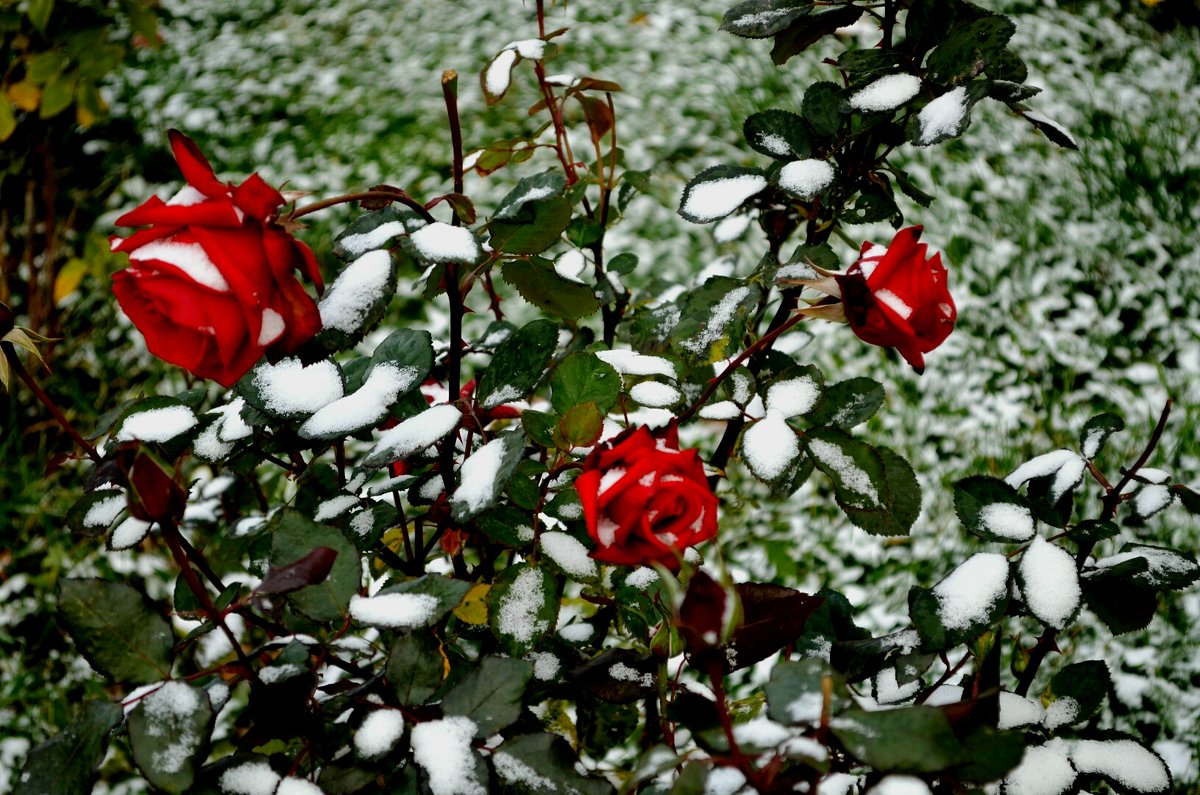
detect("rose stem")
[4,344,101,462]
[1014,398,1172,697]
[288,189,436,224]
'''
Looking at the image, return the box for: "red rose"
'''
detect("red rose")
[835,225,956,374]
[575,425,719,568]
[112,130,323,387]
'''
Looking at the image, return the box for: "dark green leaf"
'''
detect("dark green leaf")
[26,0,53,32]
[985,48,1028,83]
[554,402,605,449]
[669,276,761,363]
[677,165,767,224]
[802,81,847,139]
[494,733,614,795]
[566,217,605,248]
[1081,577,1157,635]
[927,15,1017,86]
[13,701,124,795]
[442,656,534,736]
[847,179,902,225]
[720,0,810,38]
[804,428,921,536]
[66,489,125,537]
[1048,660,1110,725]
[39,70,77,119]
[806,377,884,428]
[1078,412,1124,459]
[488,564,558,656]
[451,431,526,522]
[891,164,936,206]
[128,682,214,793]
[832,706,964,772]
[765,658,850,725]
[376,574,473,628]
[58,579,173,684]
[477,319,558,410]
[550,353,621,415]
[743,109,812,159]
[1175,484,1200,515]
[951,725,1025,783]
[494,171,567,221]
[387,632,447,705]
[953,475,1036,543]
[608,252,638,275]
[368,328,435,386]
[988,80,1042,103]
[502,258,601,321]
[770,5,863,65]
[522,409,559,449]
[332,206,420,260]
[903,0,954,55]
[269,510,359,622]
[1070,519,1119,543]
[1106,545,1200,590]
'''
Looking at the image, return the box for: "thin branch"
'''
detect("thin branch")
[288,189,436,224]
[5,345,101,462]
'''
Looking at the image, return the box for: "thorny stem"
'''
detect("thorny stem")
[288,189,436,224]
[442,71,465,207]
[440,73,468,499]
[5,345,101,462]
[1014,398,1173,697]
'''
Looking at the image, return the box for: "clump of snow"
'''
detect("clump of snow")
[354,709,405,758]
[411,716,485,795]
[609,662,654,687]
[765,375,819,418]
[367,403,461,464]
[194,398,253,460]
[319,249,393,334]
[498,567,550,643]
[142,681,202,775]
[558,623,594,643]
[1137,467,1170,484]
[349,592,440,629]
[452,437,512,517]
[409,222,480,264]
[526,650,561,681]
[1071,738,1170,792]
[875,667,921,704]
[1133,484,1173,517]
[914,86,969,146]
[742,411,799,481]
[276,778,324,795]
[629,381,681,407]
[116,405,198,443]
[337,220,408,257]
[539,531,598,579]
[850,74,922,111]
[1005,449,1086,502]
[714,214,752,242]
[1043,696,1080,730]
[866,775,932,795]
[932,553,1009,630]
[83,491,125,529]
[978,501,1036,542]
[300,364,419,438]
[998,691,1044,729]
[807,437,879,505]
[680,286,750,354]
[219,760,280,795]
[595,349,678,379]
[778,159,835,198]
[681,175,767,223]
[817,773,861,795]
[1019,537,1081,629]
[485,48,518,97]
[253,358,344,416]
[314,494,359,522]
[732,718,791,749]
[1002,742,1076,795]
[110,517,152,550]
[509,39,546,60]
[493,750,554,791]
[699,400,741,420]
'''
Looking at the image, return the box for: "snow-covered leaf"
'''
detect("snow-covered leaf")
[476,319,557,410]
[743,108,811,159]
[239,357,345,420]
[677,165,767,224]
[488,564,558,657]
[1079,412,1124,459]
[911,553,1010,648]
[12,701,124,795]
[954,476,1036,543]
[1047,660,1109,728]
[805,427,921,537]
[926,15,1016,86]
[805,377,884,429]
[333,205,423,261]
[494,732,614,795]
[1018,537,1081,630]
[127,681,214,793]
[315,248,398,350]
[720,0,811,38]
[451,431,525,522]
[669,276,760,363]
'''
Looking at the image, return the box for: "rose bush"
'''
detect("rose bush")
[835,225,956,373]
[111,130,323,387]
[575,425,719,568]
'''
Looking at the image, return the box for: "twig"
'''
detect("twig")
[5,345,101,462]
[289,189,436,224]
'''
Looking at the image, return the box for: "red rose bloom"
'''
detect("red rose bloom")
[575,425,719,568]
[112,130,323,387]
[835,225,956,374]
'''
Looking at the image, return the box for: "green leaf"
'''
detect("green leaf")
[13,701,124,795]
[804,428,921,536]
[831,706,964,772]
[903,0,955,56]
[27,50,68,83]
[1079,411,1124,459]
[554,401,605,449]
[926,15,1017,86]
[953,476,1036,543]
[269,510,359,622]
[0,99,16,143]
[502,257,601,321]
[66,488,125,538]
[1048,660,1110,725]
[376,574,473,628]
[387,632,448,705]
[58,579,173,684]
[522,409,559,449]
[805,377,885,429]
[951,725,1025,783]
[127,682,214,793]
[1070,519,1119,543]
[677,165,767,224]
[315,249,400,351]
[846,178,902,225]
[743,109,812,159]
[765,658,850,725]
[369,327,434,385]
[442,656,534,736]
[26,0,53,32]
[494,733,614,795]
[988,80,1042,103]
[608,252,638,275]
[474,504,536,550]
[491,192,574,255]
[452,431,526,522]
[890,164,936,206]
[488,564,559,656]
[566,217,604,248]
[477,319,557,410]
[720,0,810,38]
[550,352,621,415]
[38,69,76,118]
[669,276,761,363]
[1175,484,1200,515]
[332,206,419,260]
[770,5,863,65]
[1103,544,1200,590]
[1082,577,1157,635]
[801,81,846,140]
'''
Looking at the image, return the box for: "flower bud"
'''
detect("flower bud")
[124,448,187,524]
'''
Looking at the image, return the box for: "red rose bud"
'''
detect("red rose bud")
[125,449,187,524]
[676,569,730,656]
[574,425,719,569]
[835,225,956,374]
[111,130,323,387]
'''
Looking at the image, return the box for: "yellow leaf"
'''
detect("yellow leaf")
[453,583,491,625]
[75,104,95,128]
[7,81,41,112]
[54,258,88,304]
